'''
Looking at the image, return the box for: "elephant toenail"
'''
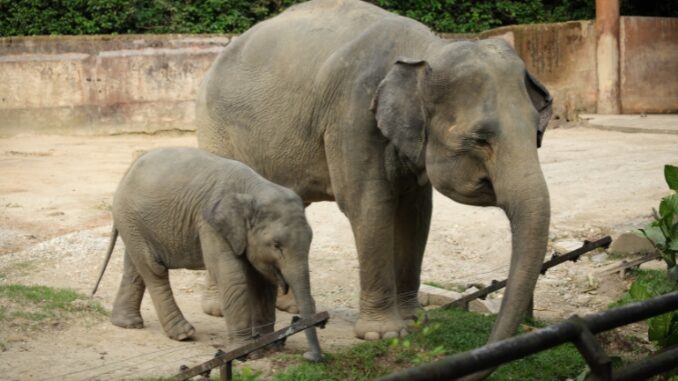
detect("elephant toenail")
[383,331,399,339]
[364,332,380,341]
[399,328,409,337]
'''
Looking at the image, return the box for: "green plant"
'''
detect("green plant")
[631,165,678,348]
[639,164,678,281]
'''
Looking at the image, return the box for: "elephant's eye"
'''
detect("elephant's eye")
[273,241,282,250]
[473,137,491,147]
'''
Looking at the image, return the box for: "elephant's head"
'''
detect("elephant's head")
[203,188,322,361]
[372,39,552,347]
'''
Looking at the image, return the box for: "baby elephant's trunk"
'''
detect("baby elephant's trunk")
[287,268,323,361]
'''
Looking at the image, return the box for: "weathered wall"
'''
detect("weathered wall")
[0,17,675,135]
[482,21,598,123]
[0,35,230,135]
[620,17,678,114]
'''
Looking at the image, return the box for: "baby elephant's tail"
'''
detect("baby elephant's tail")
[91,225,118,296]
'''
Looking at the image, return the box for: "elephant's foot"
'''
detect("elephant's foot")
[201,296,223,317]
[164,319,196,341]
[111,307,144,329]
[354,312,409,340]
[398,295,428,327]
[275,289,299,314]
[201,282,224,317]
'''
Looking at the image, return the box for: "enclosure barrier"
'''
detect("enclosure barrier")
[377,291,678,381]
[174,311,329,381]
[444,236,612,313]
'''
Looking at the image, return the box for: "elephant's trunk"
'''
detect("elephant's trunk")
[285,266,323,362]
[488,138,550,342]
[491,169,549,343]
[461,140,550,381]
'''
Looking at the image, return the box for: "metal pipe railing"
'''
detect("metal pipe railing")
[377,291,678,381]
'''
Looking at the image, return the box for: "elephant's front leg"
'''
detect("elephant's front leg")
[215,270,253,348]
[348,193,408,340]
[394,185,432,323]
[248,271,277,337]
[246,271,278,358]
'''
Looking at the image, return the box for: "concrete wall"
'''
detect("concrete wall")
[0,35,230,135]
[620,17,678,113]
[0,17,675,135]
[482,21,598,123]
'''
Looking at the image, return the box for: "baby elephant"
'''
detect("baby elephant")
[92,147,322,360]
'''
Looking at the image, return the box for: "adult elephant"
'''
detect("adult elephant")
[196,0,552,349]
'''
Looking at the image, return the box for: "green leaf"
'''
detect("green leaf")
[665,164,678,192]
[649,312,674,342]
[639,225,666,248]
[659,194,678,219]
[629,279,652,301]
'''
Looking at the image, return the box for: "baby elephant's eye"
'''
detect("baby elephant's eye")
[273,241,282,250]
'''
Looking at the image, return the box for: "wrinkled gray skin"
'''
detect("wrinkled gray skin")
[91,147,322,361]
[196,0,551,372]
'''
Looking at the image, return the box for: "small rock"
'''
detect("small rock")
[469,298,501,315]
[553,239,582,254]
[591,253,609,263]
[418,284,462,306]
[462,286,480,296]
[609,232,656,256]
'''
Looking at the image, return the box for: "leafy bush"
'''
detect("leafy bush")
[629,164,678,348]
[640,165,678,281]
[2,0,676,36]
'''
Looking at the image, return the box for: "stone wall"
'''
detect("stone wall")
[481,21,598,123]
[620,17,678,113]
[0,17,675,136]
[0,35,230,136]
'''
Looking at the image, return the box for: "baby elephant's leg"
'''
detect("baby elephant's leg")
[201,272,223,317]
[111,250,145,328]
[143,265,196,341]
[124,242,194,341]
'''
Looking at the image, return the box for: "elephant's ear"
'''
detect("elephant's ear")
[524,71,553,148]
[371,57,431,168]
[202,193,254,256]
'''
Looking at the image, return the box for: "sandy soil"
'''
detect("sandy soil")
[1,126,677,380]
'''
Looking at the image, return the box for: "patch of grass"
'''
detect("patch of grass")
[271,309,585,381]
[0,284,107,331]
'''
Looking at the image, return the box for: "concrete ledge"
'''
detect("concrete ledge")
[580,114,678,135]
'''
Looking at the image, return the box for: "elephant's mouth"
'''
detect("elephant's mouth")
[274,266,289,295]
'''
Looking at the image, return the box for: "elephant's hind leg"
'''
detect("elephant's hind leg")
[143,266,196,341]
[111,250,146,329]
[394,186,432,324]
[202,272,223,317]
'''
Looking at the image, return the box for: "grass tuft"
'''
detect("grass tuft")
[270,308,585,381]
[0,283,108,336]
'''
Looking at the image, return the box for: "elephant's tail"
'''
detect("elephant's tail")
[91,225,118,296]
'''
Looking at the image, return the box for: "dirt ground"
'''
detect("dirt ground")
[1,126,677,380]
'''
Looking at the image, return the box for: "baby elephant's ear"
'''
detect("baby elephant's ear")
[203,193,254,255]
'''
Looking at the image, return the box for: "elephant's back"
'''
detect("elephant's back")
[195,0,434,202]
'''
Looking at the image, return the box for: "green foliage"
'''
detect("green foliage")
[2,0,674,36]
[632,165,678,349]
[271,308,585,380]
[614,269,678,348]
[639,165,678,278]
